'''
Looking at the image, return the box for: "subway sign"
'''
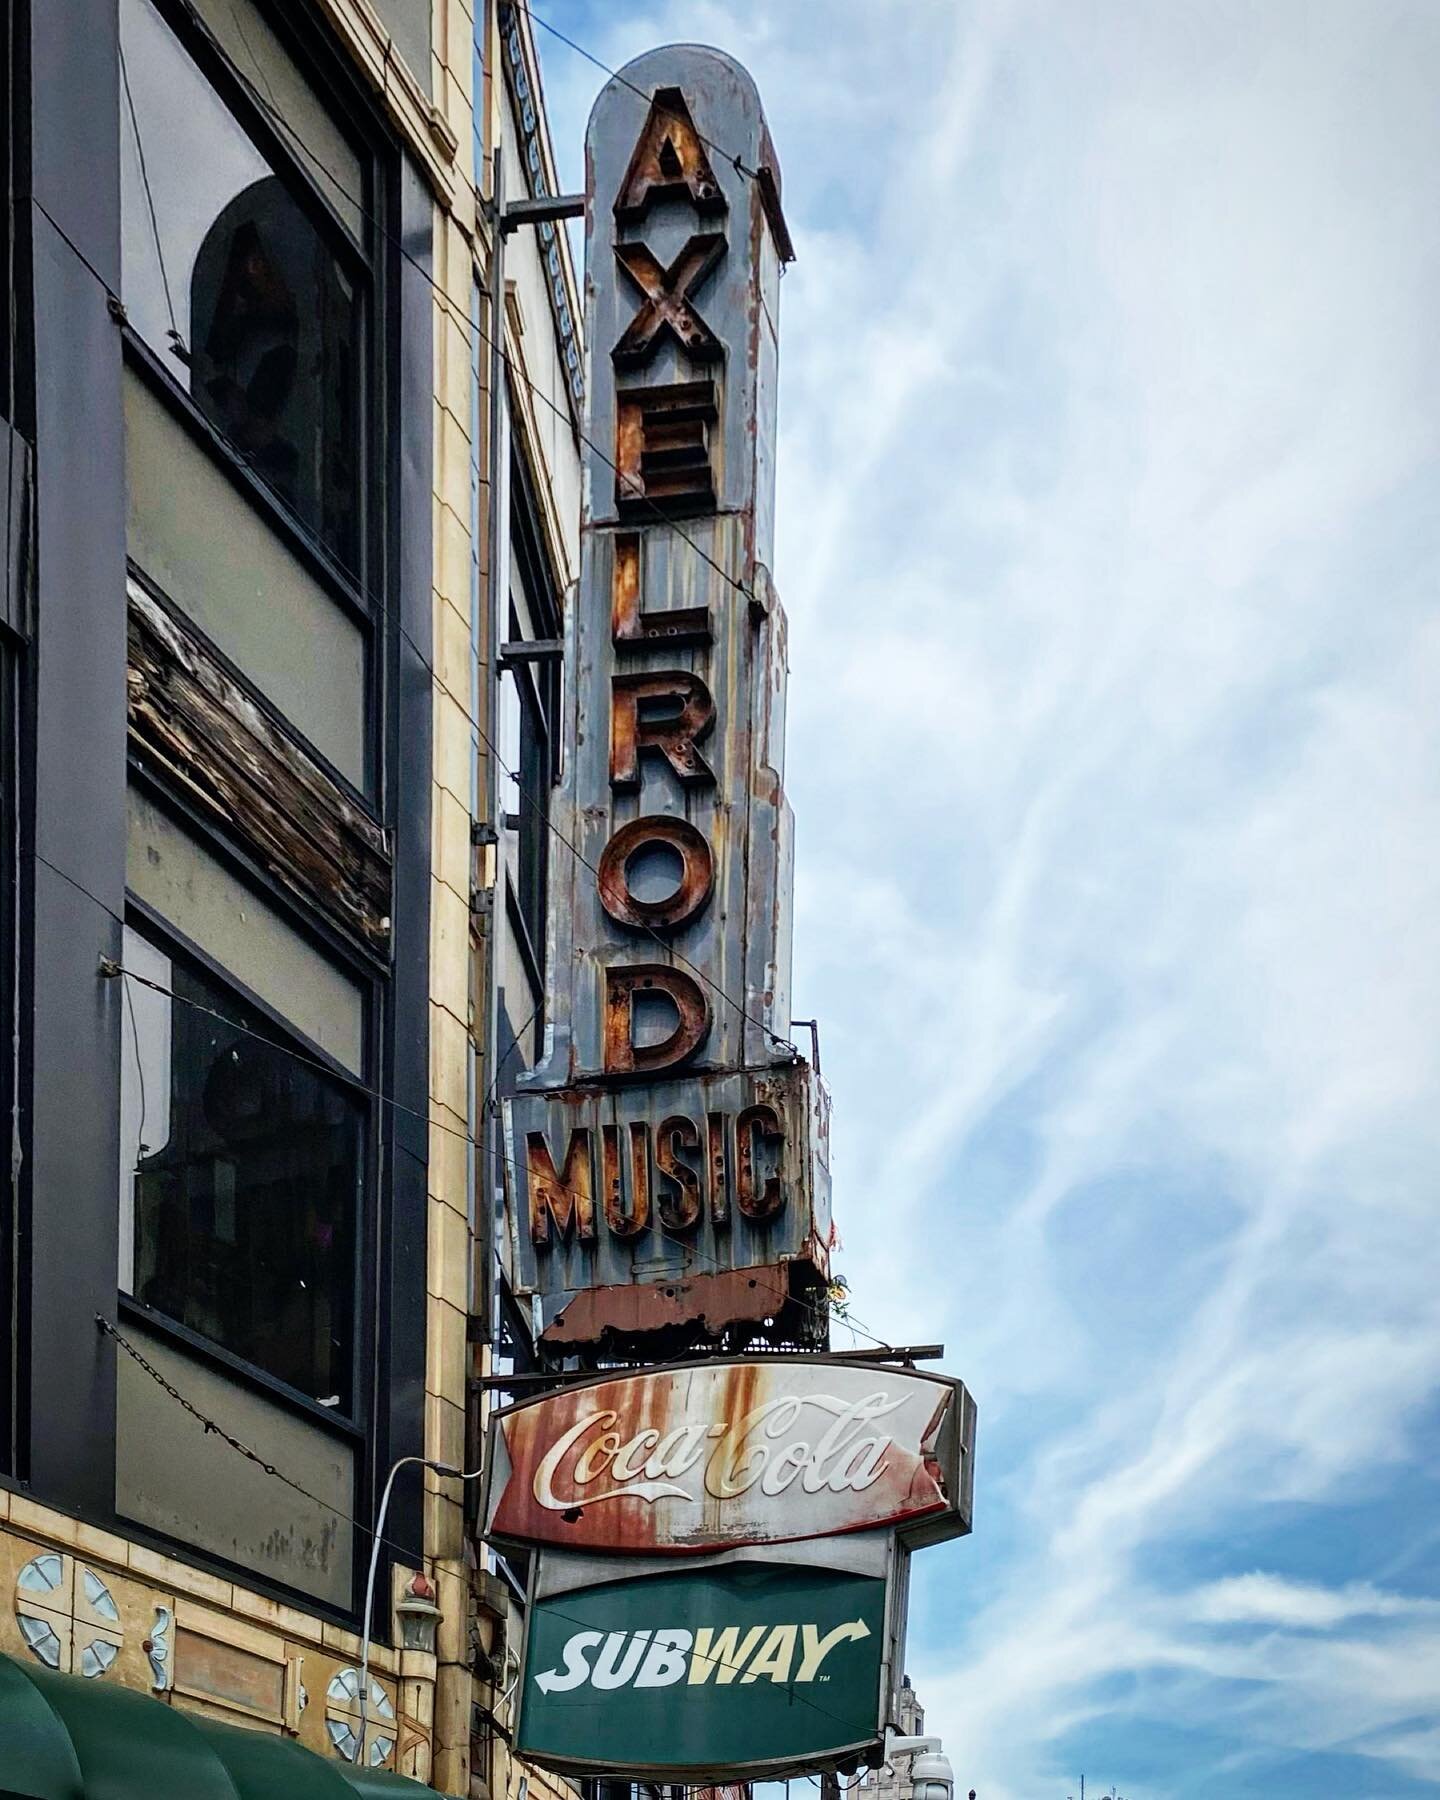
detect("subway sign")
[515,1561,889,1778]
[484,1358,976,1556]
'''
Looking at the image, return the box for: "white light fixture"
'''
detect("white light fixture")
[885,1731,954,1800]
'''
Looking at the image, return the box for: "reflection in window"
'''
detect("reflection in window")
[118,0,362,570]
[501,641,551,971]
[119,924,361,1407]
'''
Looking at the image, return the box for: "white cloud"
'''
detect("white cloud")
[1187,1573,1440,1630]
[540,1,1440,1791]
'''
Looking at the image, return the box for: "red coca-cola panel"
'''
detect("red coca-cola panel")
[483,1357,975,1555]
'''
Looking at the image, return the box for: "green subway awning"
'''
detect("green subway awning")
[0,1651,442,1800]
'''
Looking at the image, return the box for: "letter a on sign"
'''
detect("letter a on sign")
[613,87,727,222]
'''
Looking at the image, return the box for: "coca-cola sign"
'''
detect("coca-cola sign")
[483,1358,975,1555]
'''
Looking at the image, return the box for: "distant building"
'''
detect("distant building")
[855,1676,929,1800]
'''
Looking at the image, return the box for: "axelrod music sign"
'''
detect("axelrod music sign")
[483,1358,976,1555]
[502,41,832,1352]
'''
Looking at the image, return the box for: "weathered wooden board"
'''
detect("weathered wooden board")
[126,578,390,949]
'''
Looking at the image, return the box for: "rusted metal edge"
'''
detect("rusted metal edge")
[755,164,795,264]
[539,1255,825,1346]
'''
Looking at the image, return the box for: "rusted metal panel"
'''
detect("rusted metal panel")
[506,1059,831,1345]
[126,578,390,948]
[482,1357,975,1555]
[504,46,815,1352]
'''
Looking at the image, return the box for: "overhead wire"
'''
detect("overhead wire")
[30,7,889,1352]
[512,1,767,184]
[170,0,761,611]
[117,38,185,359]
[28,197,792,1065]
[42,835,883,1355]
[39,166,798,1079]
[65,4,787,1052]
[46,0,763,758]
[100,1314,895,1753]
[27,296,871,1351]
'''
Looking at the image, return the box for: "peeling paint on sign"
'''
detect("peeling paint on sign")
[504,45,824,1352]
[484,1358,975,1554]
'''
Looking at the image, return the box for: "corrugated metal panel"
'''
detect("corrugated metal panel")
[505,47,821,1352]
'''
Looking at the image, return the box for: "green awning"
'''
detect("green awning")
[0,1651,444,1800]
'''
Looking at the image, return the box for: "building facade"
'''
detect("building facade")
[853,1678,929,1800]
[0,0,581,1791]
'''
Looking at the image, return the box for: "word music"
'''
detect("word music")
[526,1104,784,1247]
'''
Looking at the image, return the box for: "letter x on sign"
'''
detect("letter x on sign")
[613,234,726,367]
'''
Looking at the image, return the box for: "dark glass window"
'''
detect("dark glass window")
[120,923,362,1408]
[501,633,552,971]
[118,0,364,571]
[0,639,17,1474]
[500,443,562,1002]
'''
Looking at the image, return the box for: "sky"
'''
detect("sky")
[531,4,1440,1795]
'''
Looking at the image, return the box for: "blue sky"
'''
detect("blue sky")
[530,4,1440,1794]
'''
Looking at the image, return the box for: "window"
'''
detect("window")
[499,629,552,973]
[119,920,363,1409]
[0,635,18,1473]
[118,0,366,574]
[2,0,27,1473]
[500,444,562,995]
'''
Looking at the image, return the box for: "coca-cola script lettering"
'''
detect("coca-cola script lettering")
[484,1359,974,1555]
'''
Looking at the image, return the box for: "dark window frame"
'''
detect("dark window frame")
[0,624,22,1479]
[119,0,390,798]
[115,0,404,1525]
[1,0,31,1483]
[120,809,378,1434]
[501,423,564,1022]
[11,0,429,1619]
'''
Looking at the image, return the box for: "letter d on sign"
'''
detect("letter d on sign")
[604,965,711,1075]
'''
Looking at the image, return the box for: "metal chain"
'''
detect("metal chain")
[96,1314,417,1560]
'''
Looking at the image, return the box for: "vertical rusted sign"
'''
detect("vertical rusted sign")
[504,48,829,1353]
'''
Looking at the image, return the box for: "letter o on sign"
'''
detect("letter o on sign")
[598,815,713,932]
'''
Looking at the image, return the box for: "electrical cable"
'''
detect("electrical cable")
[100,923,869,1349]
[117,38,185,360]
[512,1,766,186]
[15,226,798,1140]
[101,1313,892,1757]
[26,418,868,1357]
[121,962,149,1167]
[97,1313,441,1564]
[27,23,885,1354]
[72,943,882,1353]
[357,1451,483,1760]
[167,0,761,611]
[106,940,873,1349]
